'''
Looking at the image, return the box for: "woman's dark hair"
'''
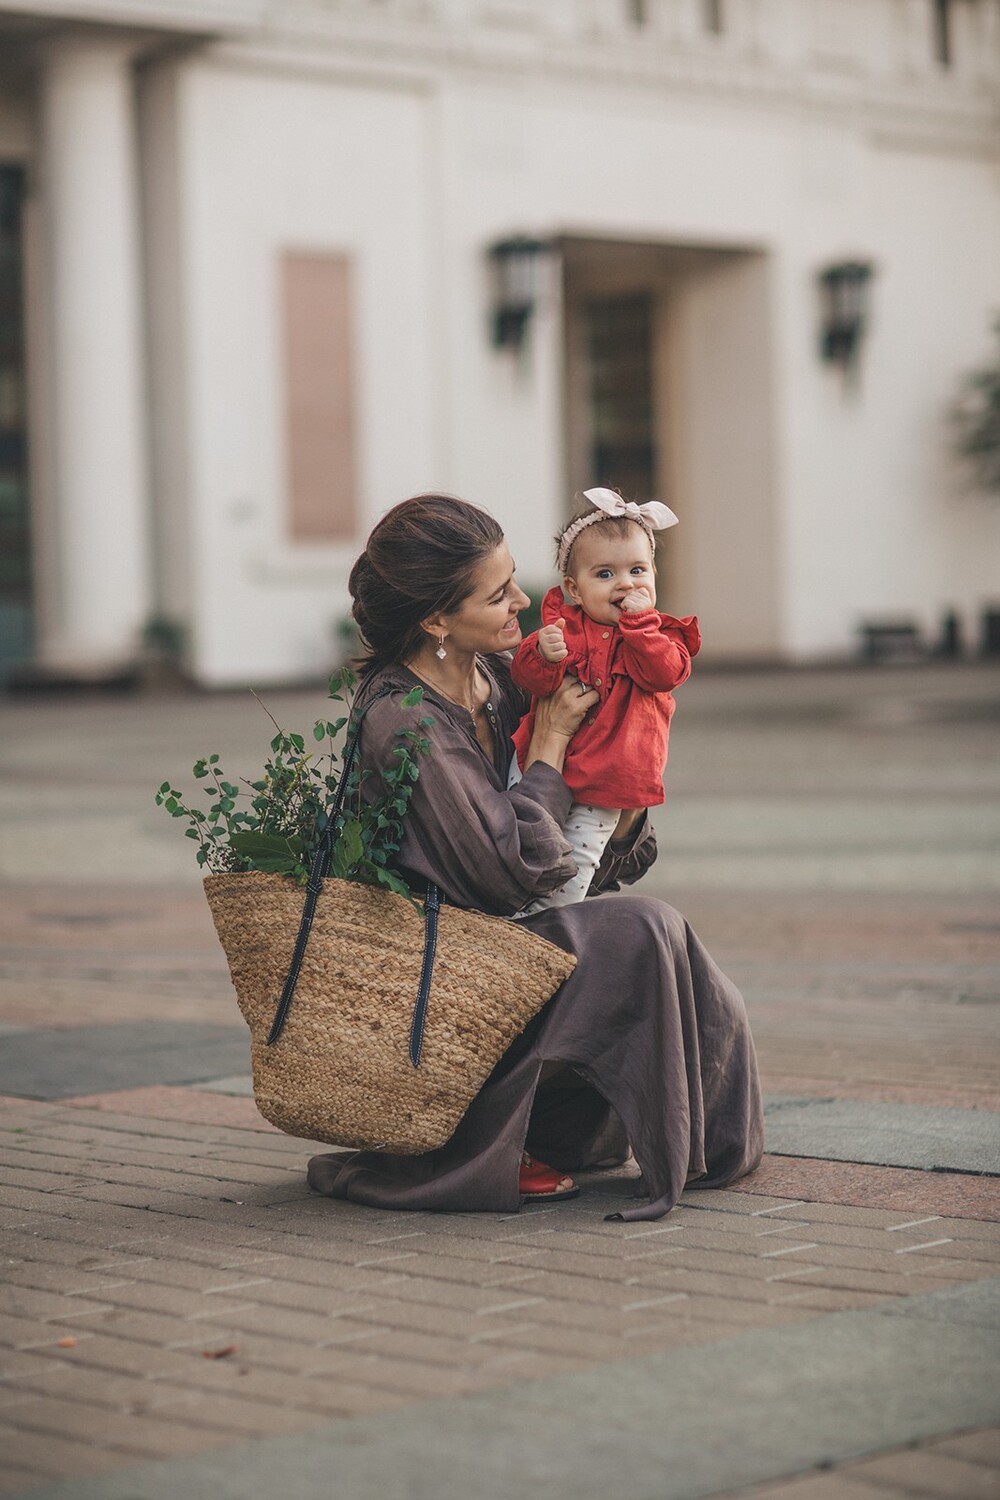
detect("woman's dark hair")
[349,494,505,676]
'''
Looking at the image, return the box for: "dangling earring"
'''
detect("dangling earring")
[435,634,447,661]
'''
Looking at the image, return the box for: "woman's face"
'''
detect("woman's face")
[439,542,530,655]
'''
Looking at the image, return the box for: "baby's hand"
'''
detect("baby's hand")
[619,588,654,614]
[538,619,568,663]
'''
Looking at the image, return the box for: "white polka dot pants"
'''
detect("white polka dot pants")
[518,801,622,915]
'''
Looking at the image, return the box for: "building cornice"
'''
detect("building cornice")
[206,7,1000,159]
[0,0,263,33]
[6,0,997,153]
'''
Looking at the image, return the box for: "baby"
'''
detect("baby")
[510,487,700,912]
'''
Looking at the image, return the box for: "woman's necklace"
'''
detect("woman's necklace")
[408,661,499,737]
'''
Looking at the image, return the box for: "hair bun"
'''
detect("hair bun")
[347,494,504,676]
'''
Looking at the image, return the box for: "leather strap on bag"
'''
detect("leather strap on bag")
[266,685,440,1065]
[409,881,440,1067]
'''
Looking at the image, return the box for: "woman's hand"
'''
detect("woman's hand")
[524,676,599,775]
[611,808,645,844]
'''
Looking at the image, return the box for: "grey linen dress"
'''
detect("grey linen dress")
[307,655,763,1222]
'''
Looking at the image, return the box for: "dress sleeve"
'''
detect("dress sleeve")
[590,812,658,895]
[618,611,701,693]
[359,692,577,917]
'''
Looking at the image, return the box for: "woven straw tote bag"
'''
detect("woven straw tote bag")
[204,687,576,1154]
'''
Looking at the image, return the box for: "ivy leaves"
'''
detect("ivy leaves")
[155,670,433,898]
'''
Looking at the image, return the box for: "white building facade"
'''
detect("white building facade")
[0,0,998,685]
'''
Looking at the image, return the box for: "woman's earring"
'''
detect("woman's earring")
[435,635,447,661]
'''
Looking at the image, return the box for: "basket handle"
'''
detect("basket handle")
[266,685,439,1066]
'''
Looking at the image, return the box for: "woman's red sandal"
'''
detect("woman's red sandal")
[519,1152,579,1203]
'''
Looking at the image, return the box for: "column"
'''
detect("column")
[36,35,151,670]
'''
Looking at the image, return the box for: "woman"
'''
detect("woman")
[307,495,763,1222]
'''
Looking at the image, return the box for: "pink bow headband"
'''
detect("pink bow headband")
[556,487,679,574]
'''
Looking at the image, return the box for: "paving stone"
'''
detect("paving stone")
[763,1098,1000,1175]
[10,1395,237,1460]
[194,1259,406,1300]
[66,1281,259,1321]
[0,1464,49,1496]
[1,1220,163,1256]
[1,1198,162,1234]
[774,1287,892,1313]
[632,1267,799,1305]
[1,1141,296,1190]
[207,1303,382,1346]
[24,1113,257,1151]
[491,1245,660,1282]
[757,1240,984,1276]
[176,1361,399,1416]
[877,1275,1000,1328]
[459,1352,592,1387]
[483,1320,669,1363]
[345,1252,505,1290]
[63,1309,251,1352]
[0,1312,99,1352]
[13,1287,1000,1500]
[0,1421,126,1480]
[628,1244,816,1284]
[65,1088,271,1132]
[727,1473,900,1498]
[147,1391,326,1439]
[732,1159,1000,1223]
[492,1296,642,1336]
[157,1330,346,1376]
[341,1327,509,1370]
[24,1334,221,1383]
[79,1260,263,1294]
[929,1220,1000,1246]
[681,1190,802,1217]
[775,1265,958,1297]
[0,1162,99,1195]
[30,1337,393,1418]
[926,1426,1000,1465]
[0,1286,113,1323]
[302,1352,473,1399]
[375,1273,547,1314]
[846,1448,1000,1497]
[0,1262,134,1301]
[0,1350,80,1382]
[755,1219,930,1251]
[15,1364,204,1415]
[903,1254,1000,1284]
[476,1268,660,1306]
[650,1294,809,1329]
[0,1023,250,1101]
[913,1237,1000,1264]
[346,1296,535,1343]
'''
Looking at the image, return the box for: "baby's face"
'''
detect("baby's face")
[564,528,656,626]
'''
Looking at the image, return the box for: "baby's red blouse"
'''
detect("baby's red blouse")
[510,585,701,810]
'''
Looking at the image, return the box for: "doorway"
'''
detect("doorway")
[561,236,780,656]
[583,290,656,505]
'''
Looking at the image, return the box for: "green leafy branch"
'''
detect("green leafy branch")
[155,670,433,902]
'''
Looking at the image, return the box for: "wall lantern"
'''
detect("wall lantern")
[818,261,874,368]
[488,236,554,351]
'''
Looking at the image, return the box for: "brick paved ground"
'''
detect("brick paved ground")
[1,663,998,1498]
